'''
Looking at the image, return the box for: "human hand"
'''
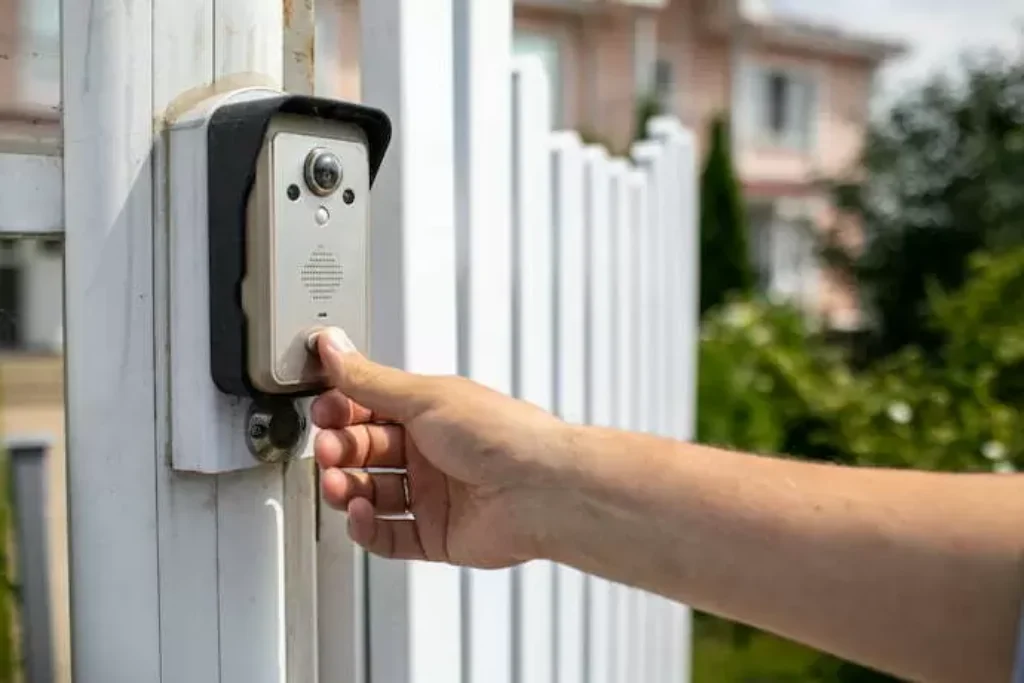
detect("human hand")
[311,328,572,569]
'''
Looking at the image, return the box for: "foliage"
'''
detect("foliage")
[699,114,755,315]
[634,91,663,142]
[694,246,1024,682]
[825,38,1024,361]
[0,451,20,680]
[696,298,853,462]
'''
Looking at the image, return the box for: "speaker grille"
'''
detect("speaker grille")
[300,247,344,303]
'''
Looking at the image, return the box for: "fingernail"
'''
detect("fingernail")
[326,327,357,353]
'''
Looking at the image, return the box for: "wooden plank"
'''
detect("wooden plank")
[551,131,587,683]
[648,120,700,683]
[61,0,162,680]
[626,171,651,681]
[452,2,515,681]
[607,158,633,683]
[583,145,614,683]
[314,3,366,681]
[361,2,464,682]
[629,142,662,437]
[151,0,220,680]
[280,5,321,682]
[207,2,306,681]
[511,56,556,683]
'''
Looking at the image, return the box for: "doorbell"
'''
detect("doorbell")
[243,114,372,395]
[169,88,392,399]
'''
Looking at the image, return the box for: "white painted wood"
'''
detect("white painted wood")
[62,1,162,682]
[279,10,322,681]
[453,2,515,681]
[65,0,320,681]
[648,120,700,683]
[278,9,329,683]
[610,160,634,434]
[648,118,684,444]
[0,154,62,235]
[151,1,221,682]
[214,0,313,667]
[621,170,651,683]
[646,123,680,683]
[582,145,614,683]
[629,142,662,438]
[677,125,700,683]
[314,5,366,682]
[550,131,587,683]
[511,56,556,683]
[607,158,633,683]
[633,139,673,683]
[361,3,464,683]
[584,145,613,430]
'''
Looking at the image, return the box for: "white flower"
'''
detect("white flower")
[886,402,913,425]
[723,303,755,330]
[750,326,772,347]
[994,461,1016,475]
[981,441,1008,462]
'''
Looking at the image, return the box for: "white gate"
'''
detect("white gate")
[0,0,699,681]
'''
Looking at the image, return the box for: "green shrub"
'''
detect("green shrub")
[694,247,1024,682]
[699,115,755,315]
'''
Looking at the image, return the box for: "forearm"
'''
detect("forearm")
[534,426,1024,683]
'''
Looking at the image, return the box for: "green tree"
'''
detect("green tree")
[699,114,754,314]
[634,91,662,142]
[826,38,1024,361]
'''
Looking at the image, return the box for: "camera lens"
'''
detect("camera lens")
[304,148,343,197]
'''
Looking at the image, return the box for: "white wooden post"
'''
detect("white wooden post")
[511,56,556,683]
[360,3,464,683]
[583,144,613,683]
[452,1,516,680]
[62,1,160,678]
[624,165,653,682]
[631,139,669,683]
[551,131,587,683]
[61,0,334,681]
[648,119,699,683]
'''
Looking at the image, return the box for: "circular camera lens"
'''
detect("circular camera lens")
[342,189,355,205]
[286,184,300,201]
[304,148,343,197]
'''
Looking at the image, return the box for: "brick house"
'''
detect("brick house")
[506,0,905,329]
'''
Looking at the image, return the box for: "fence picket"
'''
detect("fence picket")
[511,56,556,683]
[551,131,588,683]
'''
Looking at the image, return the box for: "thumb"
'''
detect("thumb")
[315,328,426,420]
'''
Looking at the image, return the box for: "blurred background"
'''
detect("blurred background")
[1,0,1023,680]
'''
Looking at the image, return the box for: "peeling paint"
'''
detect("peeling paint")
[283,0,295,28]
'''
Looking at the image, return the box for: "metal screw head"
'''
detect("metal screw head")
[245,398,309,464]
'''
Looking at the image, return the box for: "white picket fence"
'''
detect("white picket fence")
[359,0,699,676]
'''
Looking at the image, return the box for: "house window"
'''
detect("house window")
[747,200,820,308]
[513,30,564,127]
[0,239,23,349]
[654,58,674,110]
[740,62,819,151]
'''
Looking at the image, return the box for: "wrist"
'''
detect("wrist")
[517,423,611,563]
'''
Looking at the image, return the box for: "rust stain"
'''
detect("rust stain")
[305,34,316,91]
[283,0,295,28]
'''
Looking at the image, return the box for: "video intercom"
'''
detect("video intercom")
[199,90,392,398]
